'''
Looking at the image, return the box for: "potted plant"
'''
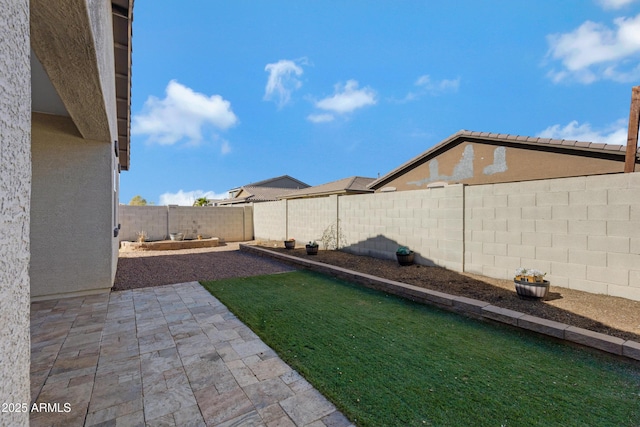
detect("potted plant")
[514,268,549,300]
[306,241,319,255]
[396,246,414,266]
[169,232,184,241]
[284,238,295,249]
[136,230,146,243]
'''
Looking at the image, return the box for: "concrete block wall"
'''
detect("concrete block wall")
[287,196,339,246]
[243,206,254,241]
[252,173,640,301]
[119,205,252,243]
[168,206,247,241]
[119,205,167,241]
[252,186,465,270]
[253,201,287,241]
[465,173,640,301]
[339,185,465,270]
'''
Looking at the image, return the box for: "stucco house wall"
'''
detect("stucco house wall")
[29,0,124,300]
[0,0,31,424]
[31,113,117,299]
[370,131,639,192]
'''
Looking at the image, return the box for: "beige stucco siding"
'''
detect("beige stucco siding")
[31,0,118,142]
[379,141,633,191]
[31,113,116,299]
[0,0,31,424]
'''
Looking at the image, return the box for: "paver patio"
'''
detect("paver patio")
[30,281,353,427]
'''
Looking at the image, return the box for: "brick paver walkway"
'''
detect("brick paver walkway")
[30,282,353,426]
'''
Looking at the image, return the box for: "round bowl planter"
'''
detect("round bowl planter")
[514,279,550,300]
[396,252,415,266]
[284,240,295,249]
[169,233,184,241]
[305,245,318,255]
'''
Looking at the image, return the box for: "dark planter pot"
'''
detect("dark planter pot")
[396,252,414,266]
[514,279,550,300]
[284,240,295,249]
[305,245,318,255]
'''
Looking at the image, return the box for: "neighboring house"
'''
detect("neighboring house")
[278,176,375,199]
[219,175,310,205]
[0,0,133,421]
[368,130,640,192]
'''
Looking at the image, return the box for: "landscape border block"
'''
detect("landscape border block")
[565,326,624,355]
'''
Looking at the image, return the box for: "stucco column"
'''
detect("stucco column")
[0,0,32,424]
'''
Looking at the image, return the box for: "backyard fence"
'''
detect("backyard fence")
[253,172,640,302]
[118,205,253,243]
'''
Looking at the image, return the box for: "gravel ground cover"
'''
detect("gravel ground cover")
[114,242,295,290]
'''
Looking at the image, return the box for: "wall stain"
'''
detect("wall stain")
[408,144,475,187]
[483,146,507,175]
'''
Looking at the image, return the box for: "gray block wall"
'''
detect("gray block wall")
[339,185,464,270]
[119,205,253,243]
[253,201,287,241]
[252,174,640,301]
[119,205,168,241]
[287,196,339,246]
[465,173,640,300]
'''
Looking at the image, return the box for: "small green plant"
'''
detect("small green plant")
[307,241,318,247]
[396,245,412,255]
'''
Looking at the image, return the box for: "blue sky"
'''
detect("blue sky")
[123,0,640,205]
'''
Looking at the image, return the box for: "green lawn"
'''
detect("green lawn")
[201,271,640,427]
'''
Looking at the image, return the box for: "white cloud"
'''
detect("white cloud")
[264,59,306,108]
[306,113,335,123]
[132,80,238,145]
[537,119,628,145]
[315,80,377,114]
[398,75,460,102]
[415,75,460,93]
[546,13,640,83]
[220,140,231,154]
[596,0,638,10]
[159,189,228,206]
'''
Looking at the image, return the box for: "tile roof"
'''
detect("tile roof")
[368,129,639,189]
[222,175,311,204]
[217,186,304,204]
[234,175,309,189]
[279,176,376,199]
